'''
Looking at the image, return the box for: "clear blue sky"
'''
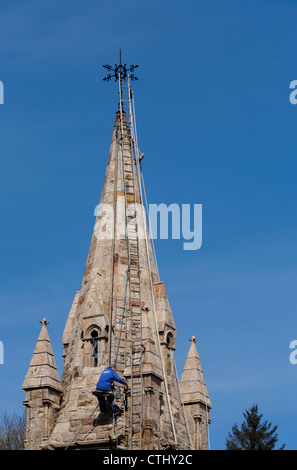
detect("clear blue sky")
[0,0,297,450]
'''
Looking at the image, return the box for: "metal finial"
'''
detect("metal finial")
[102,50,139,82]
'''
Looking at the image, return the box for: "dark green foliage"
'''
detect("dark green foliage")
[226,404,285,450]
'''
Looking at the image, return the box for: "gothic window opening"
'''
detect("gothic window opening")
[82,326,103,367]
[91,330,99,367]
[165,332,175,375]
[166,332,174,348]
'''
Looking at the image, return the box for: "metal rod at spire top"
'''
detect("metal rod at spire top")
[102,51,139,82]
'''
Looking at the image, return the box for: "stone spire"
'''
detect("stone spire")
[22,318,62,393]
[32,107,192,450]
[22,319,62,449]
[179,336,212,449]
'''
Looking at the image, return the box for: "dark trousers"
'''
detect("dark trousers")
[98,394,119,413]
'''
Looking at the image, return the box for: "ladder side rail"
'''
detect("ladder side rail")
[127,76,143,449]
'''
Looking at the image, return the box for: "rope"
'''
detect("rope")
[64,398,121,450]
[198,353,210,450]
[130,80,177,444]
[113,413,118,450]
[174,361,193,450]
[131,94,160,280]
[132,89,211,449]
[140,167,160,280]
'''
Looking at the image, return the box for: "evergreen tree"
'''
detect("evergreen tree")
[226,404,285,450]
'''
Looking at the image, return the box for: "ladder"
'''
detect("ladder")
[112,74,144,450]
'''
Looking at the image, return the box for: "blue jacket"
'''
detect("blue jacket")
[96,367,126,391]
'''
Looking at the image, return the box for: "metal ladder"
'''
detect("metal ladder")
[112,74,143,450]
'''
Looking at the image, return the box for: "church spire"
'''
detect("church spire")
[22,318,62,393]
[22,58,210,450]
[179,336,212,449]
[22,318,62,450]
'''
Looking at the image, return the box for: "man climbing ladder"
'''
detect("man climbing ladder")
[96,366,127,414]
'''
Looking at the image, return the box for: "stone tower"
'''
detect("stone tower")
[22,71,211,450]
[179,337,212,450]
[22,319,63,450]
